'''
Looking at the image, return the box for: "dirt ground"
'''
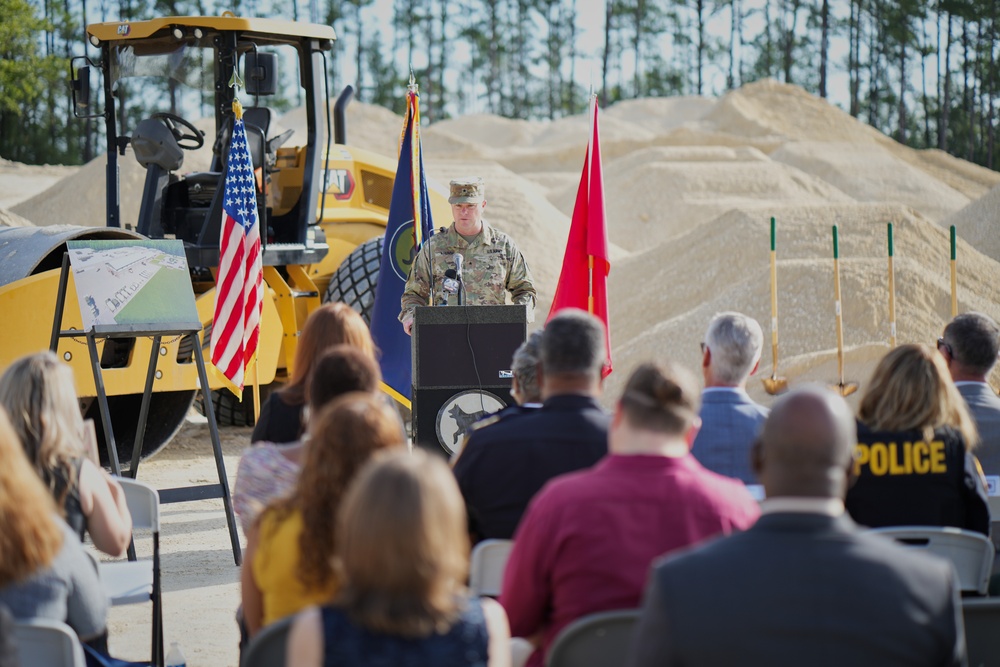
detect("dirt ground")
[102,413,251,667]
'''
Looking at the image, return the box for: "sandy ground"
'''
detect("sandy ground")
[100,414,249,666]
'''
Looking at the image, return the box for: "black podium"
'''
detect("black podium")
[412,305,527,455]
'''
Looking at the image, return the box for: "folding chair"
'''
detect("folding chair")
[545,609,641,667]
[869,526,995,595]
[469,539,514,597]
[99,478,163,667]
[13,618,86,667]
[240,614,295,667]
[962,598,1000,667]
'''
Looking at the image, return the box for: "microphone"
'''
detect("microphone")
[442,269,459,296]
[452,255,465,305]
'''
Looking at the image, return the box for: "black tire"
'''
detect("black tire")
[194,383,274,428]
[324,235,384,324]
[87,390,196,466]
[196,235,385,427]
[323,235,411,431]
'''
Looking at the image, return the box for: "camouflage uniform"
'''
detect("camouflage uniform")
[399,220,537,324]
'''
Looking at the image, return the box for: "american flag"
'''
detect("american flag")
[210,114,263,394]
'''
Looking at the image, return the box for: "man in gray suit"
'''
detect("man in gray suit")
[940,312,1000,476]
[691,312,768,483]
[629,385,966,667]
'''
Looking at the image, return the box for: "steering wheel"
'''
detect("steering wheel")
[150,112,204,150]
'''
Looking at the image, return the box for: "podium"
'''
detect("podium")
[412,305,527,455]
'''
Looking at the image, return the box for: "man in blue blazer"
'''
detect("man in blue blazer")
[940,312,1000,476]
[629,385,966,667]
[691,312,769,483]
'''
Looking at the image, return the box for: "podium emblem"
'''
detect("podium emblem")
[435,389,506,455]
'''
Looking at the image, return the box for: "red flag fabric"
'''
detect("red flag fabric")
[210,105,264,395]
[548,97,612,377]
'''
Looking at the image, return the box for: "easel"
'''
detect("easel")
[50,253,242,565]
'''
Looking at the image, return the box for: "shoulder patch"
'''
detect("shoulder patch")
[470,414,501,432]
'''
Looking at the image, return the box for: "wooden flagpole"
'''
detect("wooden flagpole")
[950,225,958,318]
[887,223,896,348]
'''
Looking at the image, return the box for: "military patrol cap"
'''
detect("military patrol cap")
[449,177,485,205]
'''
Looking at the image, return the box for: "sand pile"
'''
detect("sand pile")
[0,207,34,227]
[771,141,969,222]
[0,158,78,209]
[560,158,852,251]
[945,184,1000,265]
[603,201,1000,404]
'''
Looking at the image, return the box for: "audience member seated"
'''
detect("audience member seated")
[251,302,375,444]
[690,312,768,483]
[453,309,610,541]
[628,385,965,667]
[241,393,406,637]
[845,343,989,535]
[233,346,381,533]
[501,361,759,667]
[285,450,511,667]
[508,329,544,410]
[0,352,131,557]
[939,312,1000,476]
[0,407,109,653]
[452,330,544,463]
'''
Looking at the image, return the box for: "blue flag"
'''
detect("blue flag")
[369,89,434,408]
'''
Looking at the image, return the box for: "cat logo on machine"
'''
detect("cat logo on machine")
[435,390,506,456]
[324,168,355,201]
[117,23,131,35]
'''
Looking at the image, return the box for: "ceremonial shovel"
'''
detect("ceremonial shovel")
[830,225,858,397]
[762,217,788,395]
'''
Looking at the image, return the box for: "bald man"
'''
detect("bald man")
[628,385,966,667]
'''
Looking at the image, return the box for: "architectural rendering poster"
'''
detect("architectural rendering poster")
[66,239,200,334]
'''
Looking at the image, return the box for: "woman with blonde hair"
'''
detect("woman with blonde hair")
[241,392,406,637]
[251,302,376,444]
[0,352,131,557]
[0,407,108,648]
[845,343,989,534]
[286,450,511,667]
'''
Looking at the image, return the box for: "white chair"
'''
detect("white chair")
[469,539,514,597]
[869,526,995,595]
[545,609,641,667]
[13,618,86,667]
[99,477,163,667]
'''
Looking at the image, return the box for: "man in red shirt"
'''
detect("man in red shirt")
[500,361,760,667]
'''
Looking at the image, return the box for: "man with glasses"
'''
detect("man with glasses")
[939,312,1000,476]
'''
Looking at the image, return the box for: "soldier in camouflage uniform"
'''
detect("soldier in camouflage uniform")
[399,177,537,334]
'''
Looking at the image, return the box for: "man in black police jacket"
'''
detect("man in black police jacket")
[452,309,609,543]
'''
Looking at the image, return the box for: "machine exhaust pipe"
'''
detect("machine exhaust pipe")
[334,85,354,145]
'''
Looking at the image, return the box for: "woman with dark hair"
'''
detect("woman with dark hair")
[241,392,406,637]
[233,346,382,533]
[0,352,131,557]
[251,302,376,444]
[286,450,511,667]
[0,407,108,650]
[845,343,990,535]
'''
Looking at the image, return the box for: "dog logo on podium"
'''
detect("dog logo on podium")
[435,389,506,456]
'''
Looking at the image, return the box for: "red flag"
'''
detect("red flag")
[210,102,264,395]
[548,96,612,377]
